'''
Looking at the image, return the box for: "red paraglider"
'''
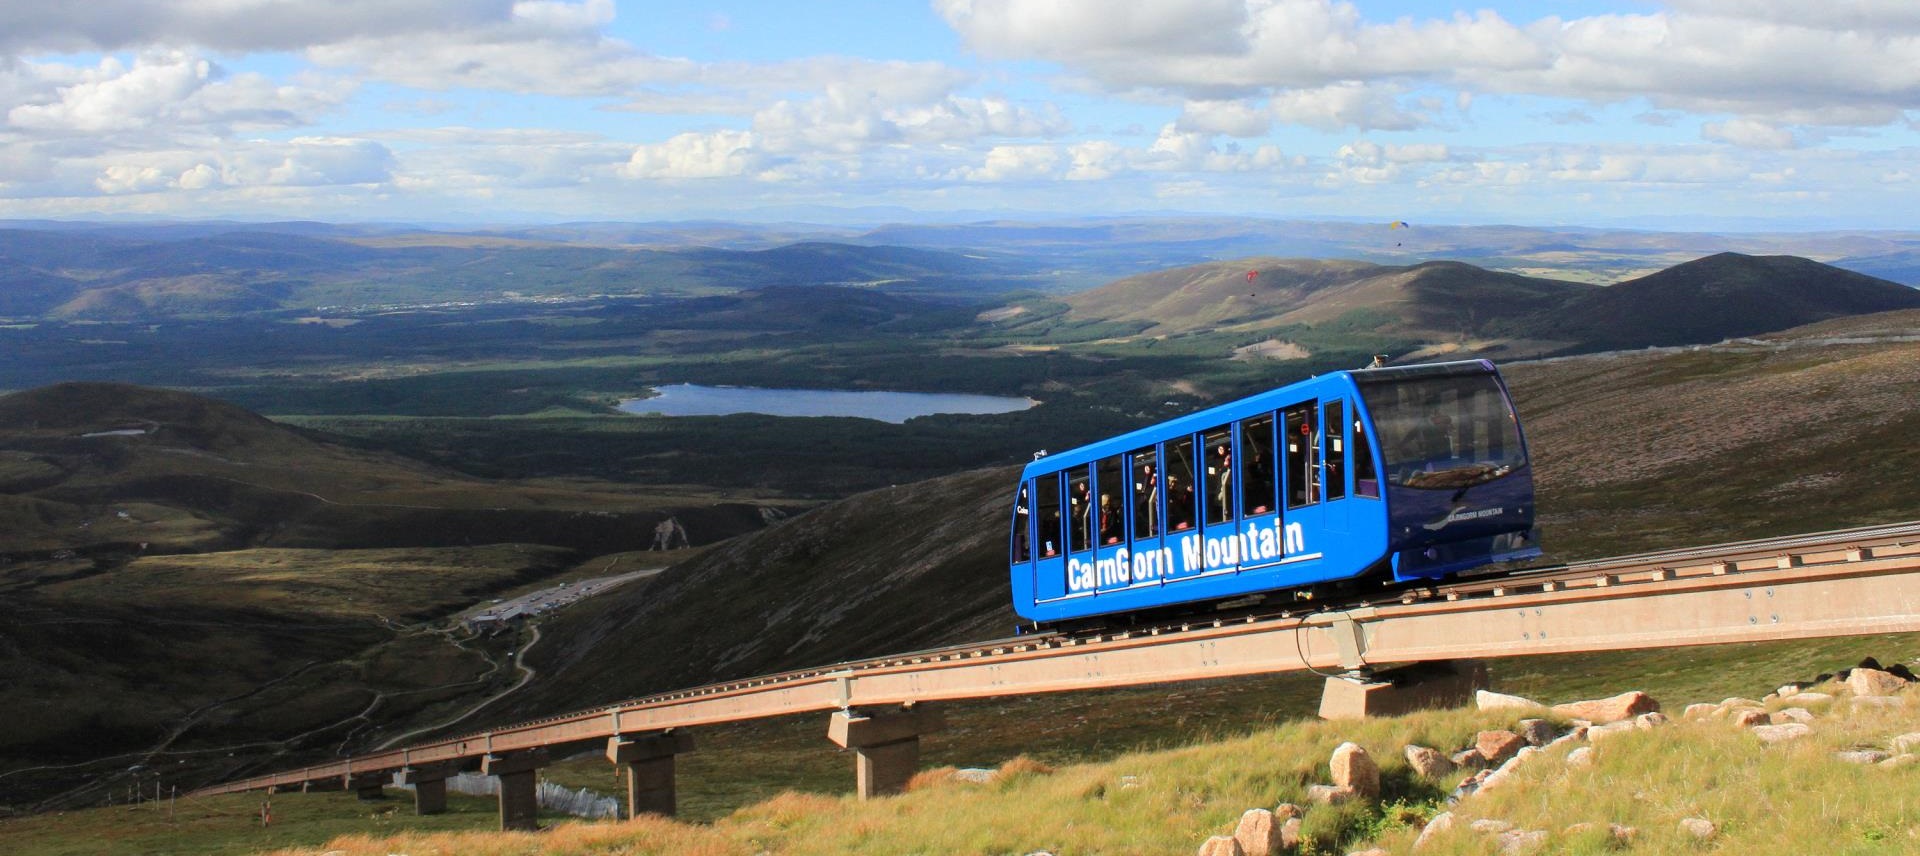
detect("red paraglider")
[1246,269,1258,283]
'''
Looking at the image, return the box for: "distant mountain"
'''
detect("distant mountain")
[0,383,770,556]
[0,227,1056,320]
[1541,253,1920,349]
[1048,252,1916,358]
[1063,257,1590,341]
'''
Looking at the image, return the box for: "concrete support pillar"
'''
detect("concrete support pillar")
[1318,659,1488,720]
[606,730,696,818]
[827,705,946,799]
[399,762,464,816]
[481,748,550,831]
[346,772,390,801]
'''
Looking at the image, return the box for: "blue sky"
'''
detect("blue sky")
[1,1,1916,229]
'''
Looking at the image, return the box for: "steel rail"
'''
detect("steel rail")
[192,521,1920,797]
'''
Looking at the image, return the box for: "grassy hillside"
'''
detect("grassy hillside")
[0,383,793,812]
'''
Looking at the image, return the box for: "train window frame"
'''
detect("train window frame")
[1201,425,1234,526]
[1035,472,1062,559]
[1284,402,1320,509]
[1237,413,1277,516]
[1130,446,1160,539]
[1095,455,1124,547]
[1353,407,1381,499]
[1067,465,1093,554]
[1165,435,1198,533]
[1324,400,1348,501]
[1011,482,1032,563]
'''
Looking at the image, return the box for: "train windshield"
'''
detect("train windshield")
[1360,371,1525,490]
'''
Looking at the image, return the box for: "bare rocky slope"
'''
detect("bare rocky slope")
[514,309,1920,715]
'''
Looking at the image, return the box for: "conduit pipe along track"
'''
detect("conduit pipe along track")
[192,522,1920,826]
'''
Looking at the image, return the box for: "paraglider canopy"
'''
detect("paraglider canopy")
[1389,220,1410,229]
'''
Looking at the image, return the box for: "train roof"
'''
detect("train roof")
[1020,359,1500,477]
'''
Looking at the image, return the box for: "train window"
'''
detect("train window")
[1131,447,1159,539]
[1285,403,1320,508]
[1325,401,1347,501]
[1238,414,1276,515]
[1201,426,1233,525]
[1096,456,1124,546]
[1166,436,1197,532]
[1353,409,1380,498]
[1067,466,1093,553]
[1035,473,1061,558]
[1011,482,1031,563]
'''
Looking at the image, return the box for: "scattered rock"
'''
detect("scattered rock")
[1476,690,1545,712]
[1836,750,1891,765]
[1272,802,1301,821]
[1197,834,1244,856]
[951,768,995,784]
[1330,742,1380,799]
[1776,684,1802,698]
[1732,709,1772,728]
[1413,811,1454,850]
[1633,712,1670,729]
[1790,692,1835,705]
[1306,784,1358,805]
[1233,808,1282,856]
[1566,747,1595,769]
[1891,733,1920,754]
[1682,702,1717,720]
[1752,723,1812,744]
[1552,691,1659,724]
[1495,829,1548,854]
[1476,730,1527,765]
[1470,819,1515,835]
[1405,745,1456,778]
[1280,817,1302,850]
[1346,849,1389,856]
[1774,707,1815,724]
[1516,719,1555,746]
[1450,748,1488,770]
[1719,696,1764,708]
[1475,747,1539,796]
[1585,721,1638,743]
[1678,817,1718,840]
[1879,755,1917,769]
[1848,668,1910,697]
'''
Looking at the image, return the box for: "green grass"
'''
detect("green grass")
[157,662,1920,856]
[0,790,503,856]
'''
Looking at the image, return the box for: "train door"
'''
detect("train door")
[1236,413,1281,569]
[1093,455,1131,594]
[1031,472,1067,603]
[1128,445,1165,587]
[1281,402,1322,561]
[1198,424,1235,575]
[1322,400,1351,535]
[1064,465,1096,597]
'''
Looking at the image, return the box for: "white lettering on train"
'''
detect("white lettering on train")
[1066,520,1310,593]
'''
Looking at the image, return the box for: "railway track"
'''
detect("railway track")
[193,520,1920,799]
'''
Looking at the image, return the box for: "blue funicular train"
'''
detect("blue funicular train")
[1009,359,1540,629]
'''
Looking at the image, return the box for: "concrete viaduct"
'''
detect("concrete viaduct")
[191,522,1920,830]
